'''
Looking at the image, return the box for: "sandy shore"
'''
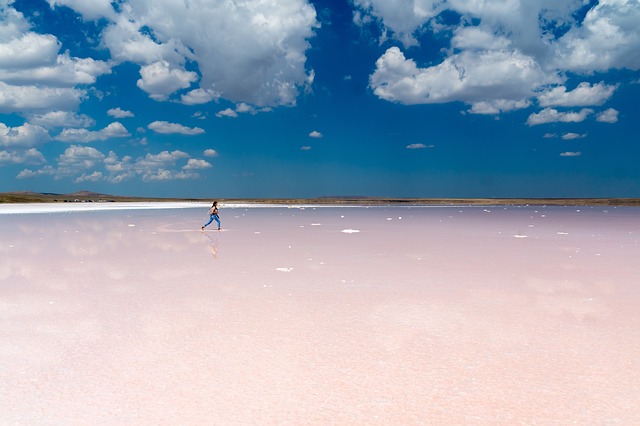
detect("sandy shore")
[1,204,639,424]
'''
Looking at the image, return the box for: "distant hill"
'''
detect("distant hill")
[0,191,205,203]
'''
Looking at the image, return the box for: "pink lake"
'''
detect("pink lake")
[1,203,639,424]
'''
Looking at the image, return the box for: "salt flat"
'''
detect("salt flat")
[1,204,639,424]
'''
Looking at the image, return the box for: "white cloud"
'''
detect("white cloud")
[370,47,557,106]
[28,111,95,129]
[406,143,429,149]
[537,82,617,107]
[204,149,219,157]
[141,169,199,181]
[560,151,582,157]
[0,53,111,86]
[561,132,587,140]
[148,121,205,135]
[235,103,255,114]
[0,122,51,148]
[0,148,46,165]
[46,0,117,20]
[75,171,104,183]
[352,0,443,47]
[543,133,557,138]
[452,26,511,51]
[104,151,135,182]
[181,88,220,105]
[597,108,619,123]
[356,1,640,114]
[554,0,640,72]
[56,145,106,177]
[216,108,238,118]
[0,32,59,69]
[103,149,199,182]
[0,82,86,113]
[137,60,198,101]
[135,150,189,170]
[300,146,312,150]
[56,122,131,142]
[100,15,187,65]
[469,99,531,115]
[97,0,318,106]
[182,158,212,170]
[17,165,55,179]
[309,130,323,138]
[526,108,593,126]
[107,107,134,118]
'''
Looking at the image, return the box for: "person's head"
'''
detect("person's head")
[212,201,217,207]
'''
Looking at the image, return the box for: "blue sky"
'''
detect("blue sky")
[1,0,639,198]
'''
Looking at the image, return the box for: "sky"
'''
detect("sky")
[0,0,639,199]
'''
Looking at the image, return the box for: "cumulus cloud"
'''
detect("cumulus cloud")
[0,53,111,87]
[56,122,131,142]
[406,143,431,149]
[526,108,593,126]
[370,47,557,107]
[0,32,59,69]
[56,145,106,178]
[235,103,255,114]
[0,122,51,148]
[352,0,443,47]
[469,99,531,115]
[98,0,318,106]
[0,82,85,113]
[561,132,587,140]
[537,82,617,107]
[135,150,189,170]
[560,151,582,157]
[553,0,640,72]
[356,0,640,114]
[309,130,323,138]
[216,108,238,118]
[132,150,198,181]
[148,121,204,135]
[17,165,55,179]
[0,148,46,165]
[46,0,117,20]
[28,111,95,129]
[182,158,212,170]
[75,171,104,183]
[15,145,206,183]
[596,108,619,123]
[107,107,134,118]
[181,88,220,105]
[203,149,219,157]
[0,7,104,116]
[300,146,312,151]
[137,60,198,101]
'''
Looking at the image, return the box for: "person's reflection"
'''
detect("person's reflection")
[204,232,220,260]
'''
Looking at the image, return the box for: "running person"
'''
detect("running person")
[202,201,221,231]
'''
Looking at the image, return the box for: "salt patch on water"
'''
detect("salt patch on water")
[341,229,360,234]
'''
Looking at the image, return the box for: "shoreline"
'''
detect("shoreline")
[2,191,640,207]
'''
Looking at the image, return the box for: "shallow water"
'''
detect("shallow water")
[1,205,639,423]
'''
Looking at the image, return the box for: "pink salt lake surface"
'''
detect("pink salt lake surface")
[1,203,639,424]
